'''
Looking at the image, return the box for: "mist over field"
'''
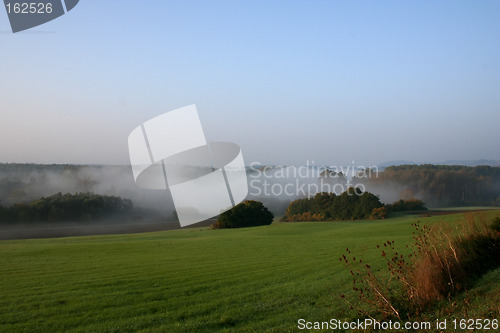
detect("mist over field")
[0,164,175,219]
[2,162,499,224]
[0,163,386,219]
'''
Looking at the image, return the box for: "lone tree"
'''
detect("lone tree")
[212,200,274,229]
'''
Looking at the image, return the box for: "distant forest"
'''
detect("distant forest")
[0,192,134,223]
[0,163,160,223]
[357,164,500,207]
[0,163,121,205]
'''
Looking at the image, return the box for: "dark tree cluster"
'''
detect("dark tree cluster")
[0,192,133,223]
[212,200,274,229]
[386,199,427,212]
[282,188,385,222]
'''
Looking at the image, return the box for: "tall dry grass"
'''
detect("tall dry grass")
[340,214,500,320]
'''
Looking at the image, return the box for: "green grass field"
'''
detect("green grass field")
[1,210,499,332]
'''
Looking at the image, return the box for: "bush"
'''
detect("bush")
[386,198,427,212]
[285,212,326,222]
[212,200,274,229]
[369,206,388,219]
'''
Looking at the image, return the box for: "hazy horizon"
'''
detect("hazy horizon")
[0,158,499,168]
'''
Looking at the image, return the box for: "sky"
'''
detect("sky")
[1,0,499,167]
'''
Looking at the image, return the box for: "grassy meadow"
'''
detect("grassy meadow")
[0,210,499,332]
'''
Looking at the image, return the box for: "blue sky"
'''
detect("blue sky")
[1,1,499,166]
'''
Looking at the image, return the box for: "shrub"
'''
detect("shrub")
[369,206,388,220]
[285,212,326,222]
[212,200,274,229]
[386,198,427,212]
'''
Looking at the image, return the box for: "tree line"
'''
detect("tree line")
[280,188,427,222]
[0,192,134,223]
[357,164,500,207]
